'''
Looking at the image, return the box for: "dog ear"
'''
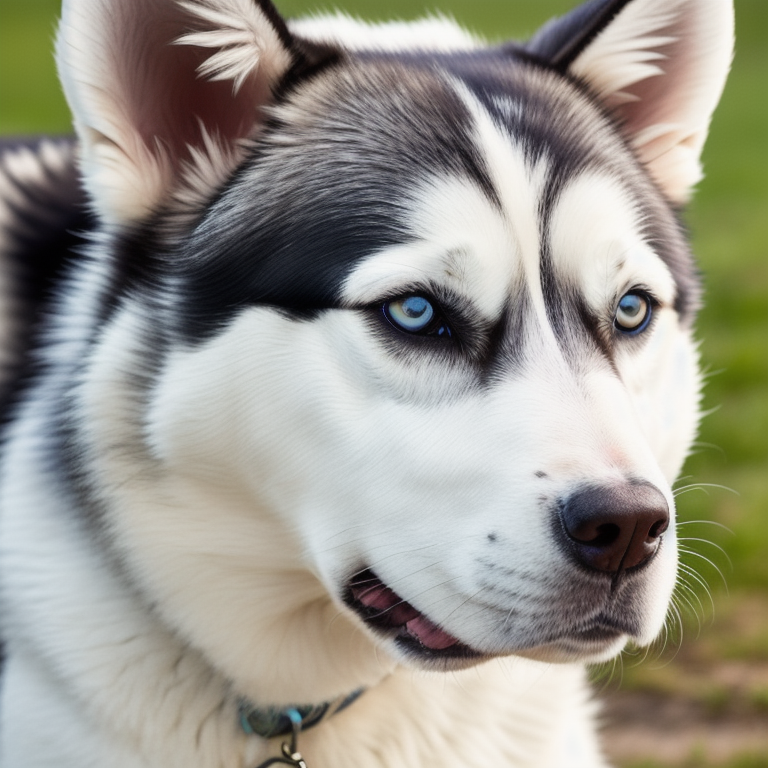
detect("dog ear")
[56,0,314,225]
[527,0,733,204]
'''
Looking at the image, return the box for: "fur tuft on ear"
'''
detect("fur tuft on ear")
[176,0,294,93]
[528,0,734,204]
[56,0,297,226]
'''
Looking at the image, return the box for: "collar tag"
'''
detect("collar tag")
[252,708,307,768]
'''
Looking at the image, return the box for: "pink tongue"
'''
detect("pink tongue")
[353,580,460,650]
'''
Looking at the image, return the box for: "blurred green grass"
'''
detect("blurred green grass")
[626,758,768,768]
[1,0,766,765]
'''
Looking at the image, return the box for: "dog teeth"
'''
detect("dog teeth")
[352,579,418,623]
[352,580,398,611]
[404,615,460,650]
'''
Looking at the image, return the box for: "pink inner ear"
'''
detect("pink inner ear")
[569,0,733,203]
[613,34,699,142]
[110,2,270,171]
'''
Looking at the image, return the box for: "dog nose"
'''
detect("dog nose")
[559,482,669,573]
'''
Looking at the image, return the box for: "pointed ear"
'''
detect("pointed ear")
[56,0,303,225]
[527,0,734,204]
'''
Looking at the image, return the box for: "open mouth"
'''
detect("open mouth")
[345,569,483,661]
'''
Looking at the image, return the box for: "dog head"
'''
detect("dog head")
[57,0,733,704]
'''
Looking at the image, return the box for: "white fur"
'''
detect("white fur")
[289,13,480,53]
[177,0,294,92]
[1,301,611,766]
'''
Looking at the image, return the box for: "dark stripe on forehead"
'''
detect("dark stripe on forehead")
[537,176,696,371]
[365,46,605,175]
[442,53,618,356]
[464,63,613,367]
[477,285,615,385]
[479,289,532,383]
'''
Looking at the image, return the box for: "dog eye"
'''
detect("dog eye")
[614,291,652,333]
[383,295,452,337]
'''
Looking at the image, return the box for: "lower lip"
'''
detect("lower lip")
[569,624,626,644]
[393,631,486,661]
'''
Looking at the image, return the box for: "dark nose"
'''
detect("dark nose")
[559,481,670,573]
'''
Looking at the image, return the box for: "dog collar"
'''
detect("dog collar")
[241,690,366,768]
[239,688,365,739]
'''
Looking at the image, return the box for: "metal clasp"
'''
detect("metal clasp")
[254,709,309,768]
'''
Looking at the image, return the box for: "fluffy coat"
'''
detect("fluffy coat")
[0,0,732,765]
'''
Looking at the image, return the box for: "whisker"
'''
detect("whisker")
[677,564,715,610]
[675,575,709,616]
[676,519,732,532]
[672,482,737,497]
[672,588,704,636]
[678,536,732,564]
[678,549,729,591]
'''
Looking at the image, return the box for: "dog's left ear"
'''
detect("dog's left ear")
[527,0,734,204]
[56,0,326,226]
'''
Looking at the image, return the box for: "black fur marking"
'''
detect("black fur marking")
[278,38,344,101]
[97,222,170,326]
[0,143,172,538]
[478,294,530,385]
[525,0,635,72]
[174,183,405,340]
[449,58,630,375]
[171,61,500,342]
[575,295,619,372]
[0,139,95,421]
[491,22,702,332]
[251,0,297,55]
[100,40,696,359]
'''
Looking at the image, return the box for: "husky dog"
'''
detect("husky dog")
[0,0,733,765]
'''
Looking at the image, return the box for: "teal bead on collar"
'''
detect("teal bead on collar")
[239,689,365,739]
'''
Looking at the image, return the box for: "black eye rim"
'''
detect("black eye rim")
[381,293,453,339]
[614,289,655,335]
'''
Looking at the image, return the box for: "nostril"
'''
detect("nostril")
[568,520,621,548]
[588,523,621,548]
[647,517,668,540]
[559,481,670,574]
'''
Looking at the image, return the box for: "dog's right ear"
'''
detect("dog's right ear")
[57,0,313,226]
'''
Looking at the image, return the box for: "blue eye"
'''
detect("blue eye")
[386,296,434,331]
[383,295,451,337]
[615,291,652,333]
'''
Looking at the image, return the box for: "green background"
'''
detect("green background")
[1,0,766,765]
